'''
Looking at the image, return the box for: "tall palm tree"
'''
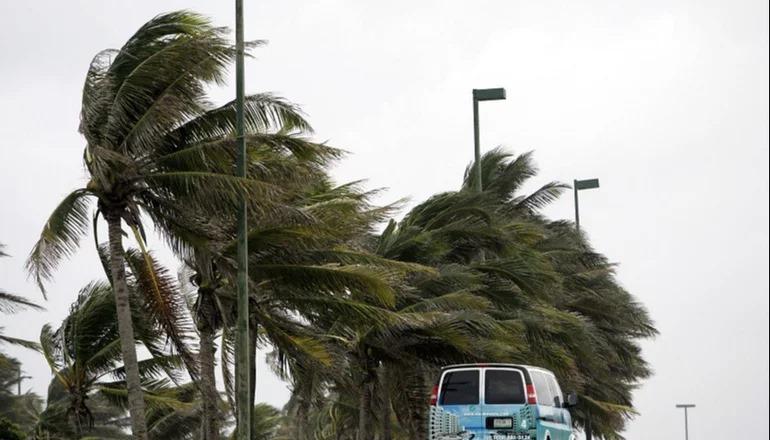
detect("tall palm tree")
[26,12,315,439]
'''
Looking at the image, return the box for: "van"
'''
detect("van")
[429,364,577,440]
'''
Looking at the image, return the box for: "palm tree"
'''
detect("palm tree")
[271,256,522,439]
[0,418,25,440]
[258,170,552,439]
[26,11,316,438]
[249,404,285,440]
[463,149,657,438]
[1,243,43,350]
[359,149,656,438]
[179,144,344,440]
[1,241,43,438]
[155,125,423,439]
[142,380,208,440]
[34,280,210,440]
[0,352,46,435]
[36,282,173,438]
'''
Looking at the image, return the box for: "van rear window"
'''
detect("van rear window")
[440,370,479,405]
[485,369,525,404]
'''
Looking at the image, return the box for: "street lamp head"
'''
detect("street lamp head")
[575,178,600,190]
[676,404,696,408]
[473,88,507,101]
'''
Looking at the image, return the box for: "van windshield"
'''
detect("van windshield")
[485,369,525,404]
[440,370,479,405]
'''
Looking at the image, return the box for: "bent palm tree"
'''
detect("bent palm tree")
[362,149,656,437]
[183,176,420,439]
[26,12,318,439]
[465,149,657,437]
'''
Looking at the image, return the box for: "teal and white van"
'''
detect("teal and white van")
[429,364,577,440]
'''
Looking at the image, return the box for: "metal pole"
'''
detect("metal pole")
[573,179,580,231]
[584,419,592,440]
[235,0,250,438]
[473,96,481,192]
[676,404,695,440]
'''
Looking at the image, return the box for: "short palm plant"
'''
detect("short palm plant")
[25,11,323,439]
[35,281,191,439]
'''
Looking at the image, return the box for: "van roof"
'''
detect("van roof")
[441,363,554,375]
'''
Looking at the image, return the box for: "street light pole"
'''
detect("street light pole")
[573,178,600,231]
[573,179,580,230]
[575,177,599,440]
[16,370,29,396]
[676,404,695,440]
[234,0,250,439]
[472,88,506,192]
[473,97,480,191]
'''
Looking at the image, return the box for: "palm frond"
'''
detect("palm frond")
[80,49,117,146]
[512,181,569,213]
[0,332,41,351]
[251,264,398,308]
[142,171,282,216]
[124,246,198,379]
[400,291,491,313]
[0,291,44,313]
[111,24,235,154]
[26,189,93,295]
[169,93,312,146]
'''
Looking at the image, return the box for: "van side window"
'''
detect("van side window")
[531,371,554,407]
[485,369,525,404]
[547,376,563,407]
[440,370,479,405]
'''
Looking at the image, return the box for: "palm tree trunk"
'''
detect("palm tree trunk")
[585,418,593,440]
[357,382,372,440]
[73,415,83,439]
[105,212,148,440]
[295,397,309,440]
[357,356,375,440]
[199,322,220,440]
[379,365,392,440]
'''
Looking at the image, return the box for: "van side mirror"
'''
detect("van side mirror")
[565,392,578,407]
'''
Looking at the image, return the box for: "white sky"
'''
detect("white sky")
[0,0,768,438]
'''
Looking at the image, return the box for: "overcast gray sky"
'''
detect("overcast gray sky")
[1,0,768,438]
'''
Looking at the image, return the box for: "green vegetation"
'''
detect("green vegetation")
[0,10,656,440]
